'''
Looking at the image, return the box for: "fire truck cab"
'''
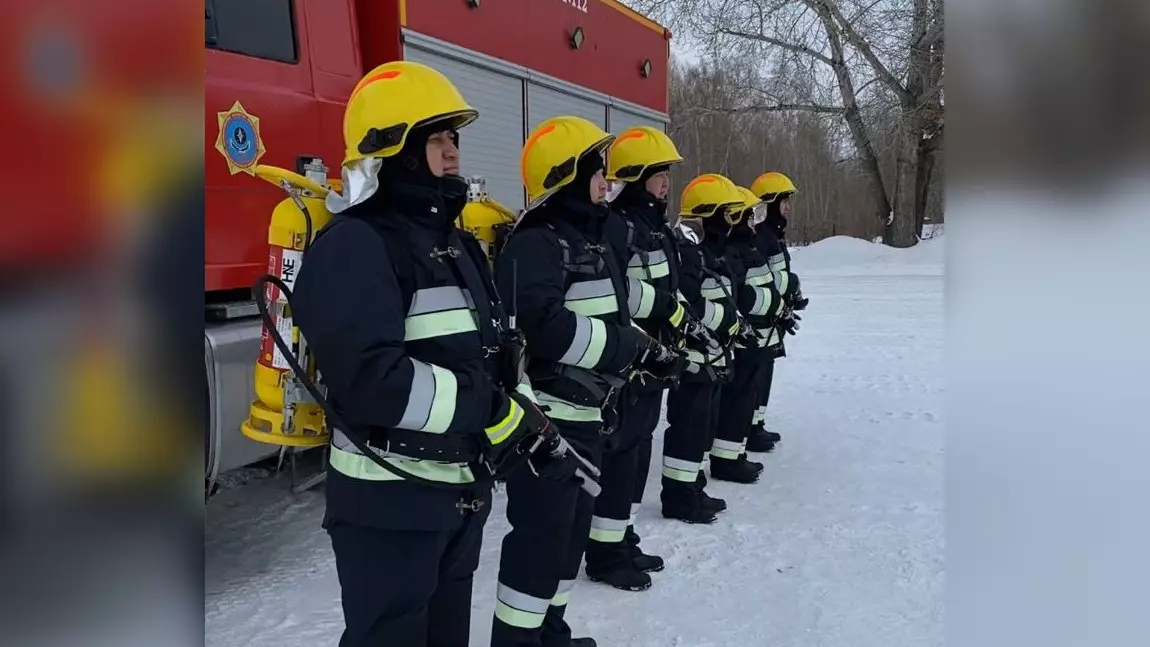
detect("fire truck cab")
[204,0,671,485]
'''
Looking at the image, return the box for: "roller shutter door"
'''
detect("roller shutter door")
[404,44,526,210]
[526,82,608,133]
[608,105,667,134]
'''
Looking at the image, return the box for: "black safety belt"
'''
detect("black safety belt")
[544,218,631,328]
[444,230,504,355]
[540,218,629,425]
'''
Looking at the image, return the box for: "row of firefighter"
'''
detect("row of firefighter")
[221,60,808,647]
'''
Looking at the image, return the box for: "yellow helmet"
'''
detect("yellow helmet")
[722,186,761,225]
[606,126,683,182]
[736,186,761,210]
[522,116,614,208]
[678,173,743,219]
[750,171,798,201]
[456,178,518,264]
[342,61,478,167]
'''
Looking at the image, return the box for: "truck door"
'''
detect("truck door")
[205,0,324,292]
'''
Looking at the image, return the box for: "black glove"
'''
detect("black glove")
[525,434,580,482]
[481,391,553,479]
[634,344,685,386]
[778,311,801,336]
[788,274,808,311]
[713,312,743,346]
[679,311,720,353]
[736,317,762,345]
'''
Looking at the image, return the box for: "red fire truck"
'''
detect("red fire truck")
[204,0,672,484]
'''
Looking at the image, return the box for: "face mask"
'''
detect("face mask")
[752,203,768,226]
[326,157,383,214]
[677,218,704,244]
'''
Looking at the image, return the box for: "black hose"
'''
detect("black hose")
[255,273,483,491]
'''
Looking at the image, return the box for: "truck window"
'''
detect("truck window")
[205,0,298,64]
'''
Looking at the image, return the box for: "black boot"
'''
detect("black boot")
[585,559,652,591]
[746,427,777,453]
[763,427,782,443]
[710,456,761,484]
[541,606,595,647]
[623,526,665,573]
[661,478,717,525]
[740,453,765,474]
[694,472,727,513]
[585,541,653,591]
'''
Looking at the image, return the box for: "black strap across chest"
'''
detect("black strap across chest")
[543,218,631,328]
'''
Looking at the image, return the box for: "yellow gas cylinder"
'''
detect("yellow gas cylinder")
[239,162,336,447]
[455,176,518,266]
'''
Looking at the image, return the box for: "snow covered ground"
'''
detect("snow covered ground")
[206,234,944,647]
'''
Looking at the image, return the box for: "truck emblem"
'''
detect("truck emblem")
[214,100,266,175]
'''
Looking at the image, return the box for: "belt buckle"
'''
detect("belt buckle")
[367,438,392,458]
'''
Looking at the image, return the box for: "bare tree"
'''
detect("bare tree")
[629,0,944,247]
[667,60,884,243]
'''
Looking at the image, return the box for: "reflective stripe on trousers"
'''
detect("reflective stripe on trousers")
[588,515,628,544]
[494,582,551,629]
[662,456,702,482]
[711,437,746,460]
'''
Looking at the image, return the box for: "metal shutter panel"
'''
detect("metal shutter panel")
[404,45,526,210]
[608,106,667,134]
[526,82,608,133]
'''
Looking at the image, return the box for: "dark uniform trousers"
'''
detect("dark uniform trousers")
[326,484,493,647]
[586,384,663,568]
[491,419,604,647]
[751,356,776,436]
[713,347,769,460]
[663,380,721,495]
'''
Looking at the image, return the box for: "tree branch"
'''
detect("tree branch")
[716,27,835,67]
[917,21,944,50]
[688,103,847,116]
[811,0,913,104]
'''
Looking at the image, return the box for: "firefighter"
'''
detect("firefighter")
[492,115,678,647]
[662,173,755,519]
[582,126,716,587]
[289,61,579,647]
[745,172,808,451]
[703,181,784,483]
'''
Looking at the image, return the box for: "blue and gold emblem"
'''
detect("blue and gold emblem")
[214,101,266,175]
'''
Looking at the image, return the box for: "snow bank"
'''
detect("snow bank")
[791,234,944,277]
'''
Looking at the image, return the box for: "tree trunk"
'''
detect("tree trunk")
[914,128,942,238]
[812,0,892,241]
[884,122,920,248]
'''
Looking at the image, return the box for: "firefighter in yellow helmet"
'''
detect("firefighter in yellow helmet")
[288,61,578,647]
[669,175,759,499]
[577,126,716,592]
[681,175,779,484]
[489,116,677,647]
[744,171,807,450]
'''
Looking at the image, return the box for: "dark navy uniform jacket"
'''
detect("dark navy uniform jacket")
[292,184,512,531]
